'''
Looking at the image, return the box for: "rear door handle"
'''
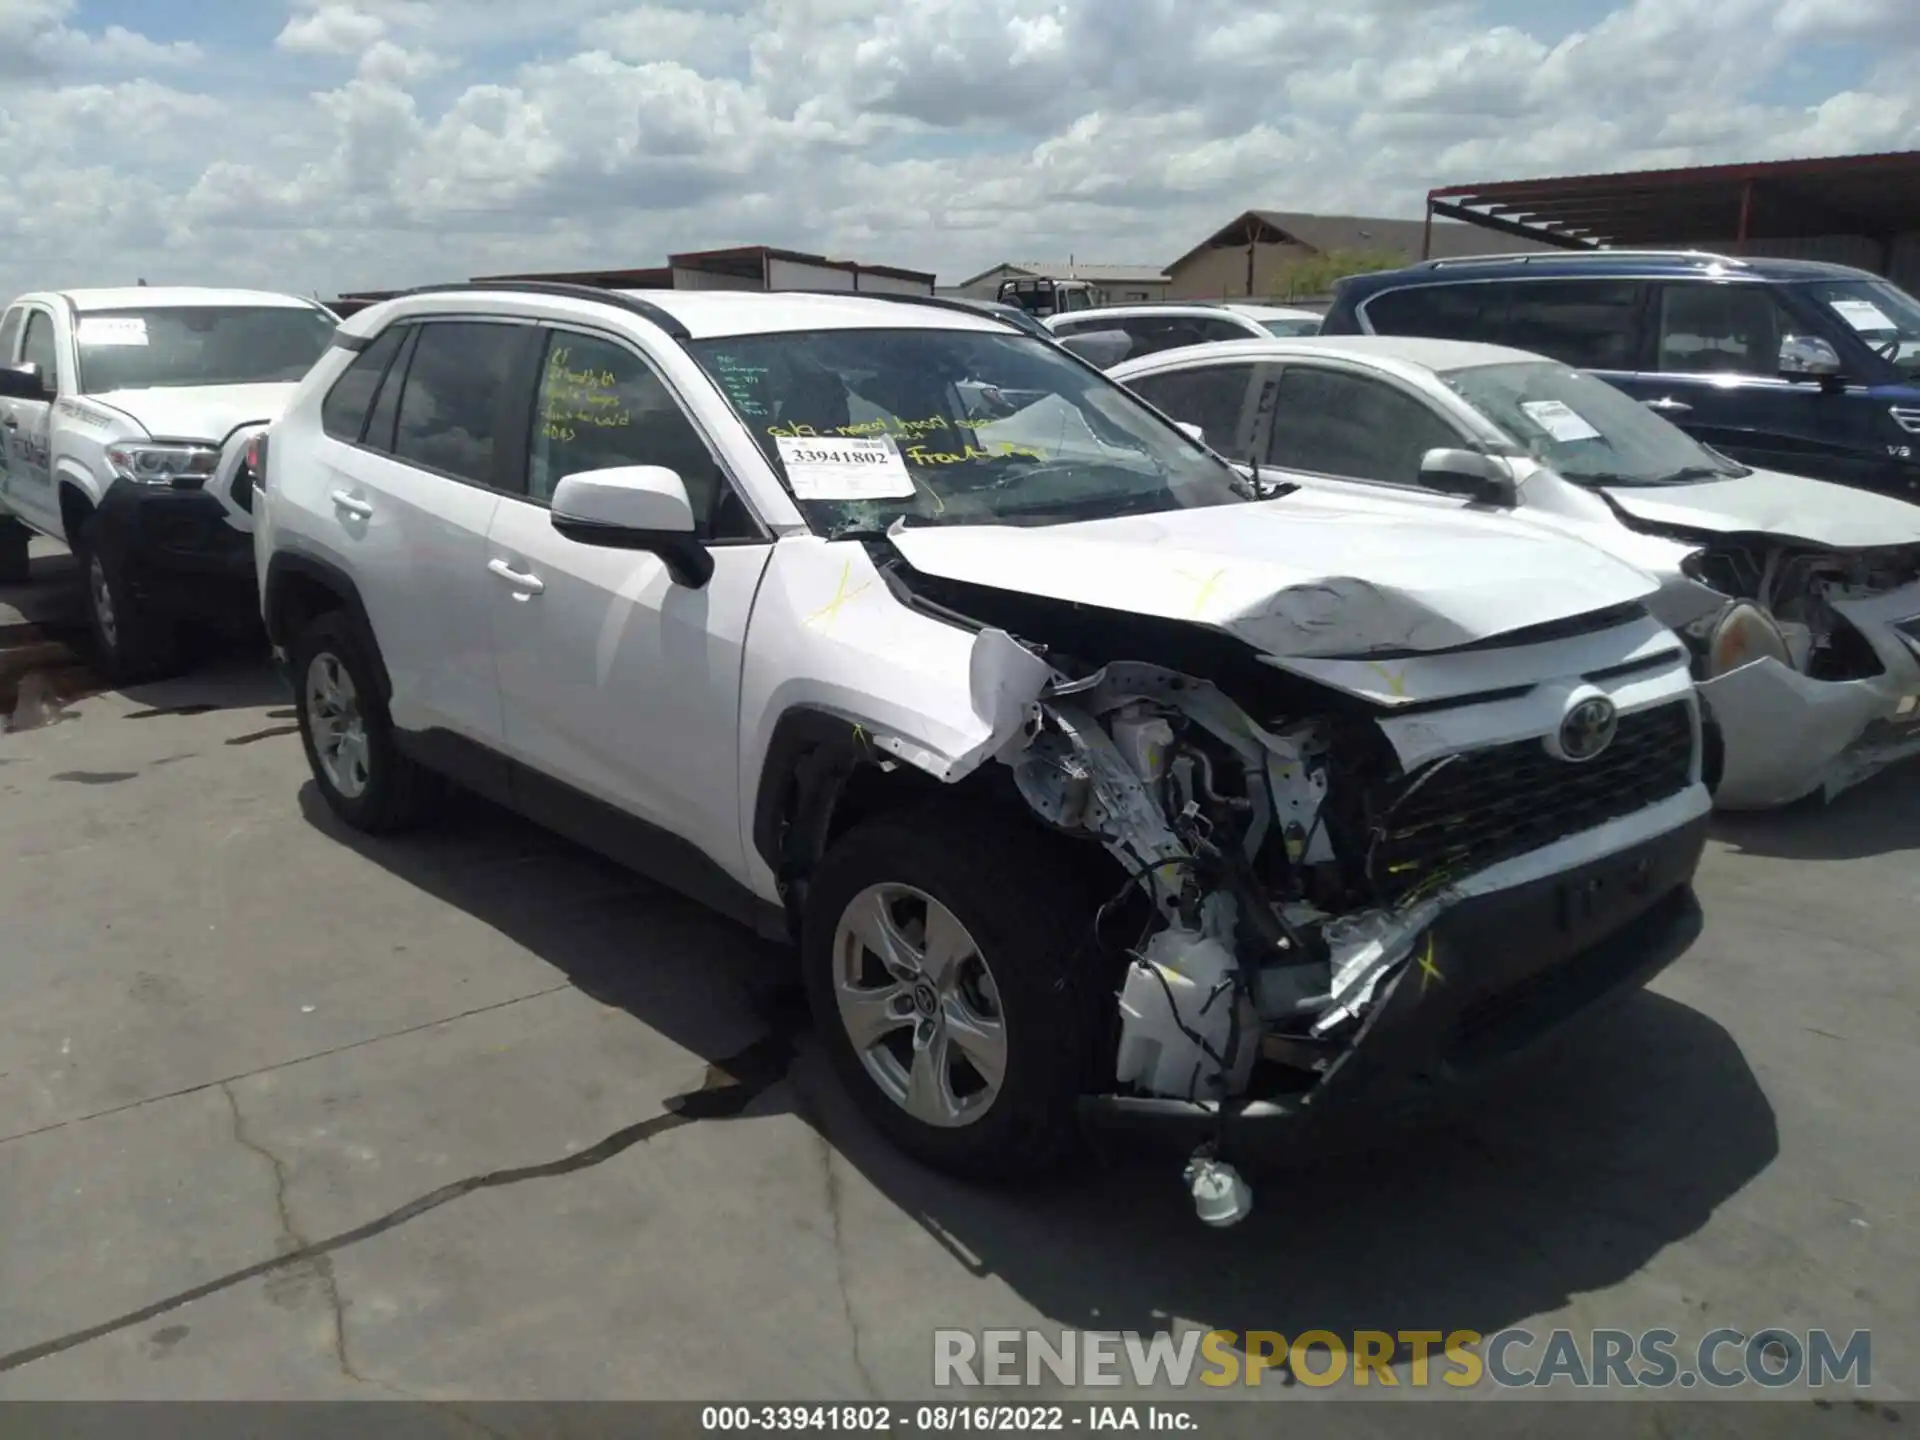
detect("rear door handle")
[330,490,374,519]
[1643,397,1693,415]
[3,419,16,429]
[487,557,544,594]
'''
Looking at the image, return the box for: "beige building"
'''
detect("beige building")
[1165,211,1553,301]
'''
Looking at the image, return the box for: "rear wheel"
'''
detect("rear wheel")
[74,516,181,684]
[291,611,441,833]
[802,807,1101,1179]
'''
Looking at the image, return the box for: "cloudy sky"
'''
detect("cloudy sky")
[2,0,1916,300]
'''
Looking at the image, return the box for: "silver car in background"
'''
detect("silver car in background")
[1111,335,1920,810]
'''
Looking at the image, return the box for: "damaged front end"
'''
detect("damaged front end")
[1673,540,1920,808]
[985,638,1706,1207]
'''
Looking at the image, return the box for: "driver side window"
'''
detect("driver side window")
[529,330,759,541]
[1265,366,1462,486]
[21,312,58,389]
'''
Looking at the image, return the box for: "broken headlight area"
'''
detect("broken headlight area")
[1001,659,1691,1121]
[1681,540,1920,682]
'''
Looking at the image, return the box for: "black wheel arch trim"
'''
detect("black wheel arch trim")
[263,550,392,702]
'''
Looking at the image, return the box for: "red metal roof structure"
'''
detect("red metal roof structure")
[1424,150,1920,266]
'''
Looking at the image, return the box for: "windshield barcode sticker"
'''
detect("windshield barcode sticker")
[1519,399,1601,443]
[77,317,149,347]
[775,434,917,500]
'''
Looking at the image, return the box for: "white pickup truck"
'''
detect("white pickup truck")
[0,287,337,680]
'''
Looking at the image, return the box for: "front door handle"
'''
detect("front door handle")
[487,557,545,594]
[330,490,374,518]
[1643,397,1693,415]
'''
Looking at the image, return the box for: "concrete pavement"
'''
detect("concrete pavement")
[0,610,1914,1426]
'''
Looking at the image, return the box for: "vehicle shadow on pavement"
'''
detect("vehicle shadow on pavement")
[294,782,805,1071]
[796,989,1779,1372]
[1711,764,1920,861]
[300,783,1779,1381]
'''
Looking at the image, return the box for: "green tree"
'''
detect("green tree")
[1270,247,1407,301]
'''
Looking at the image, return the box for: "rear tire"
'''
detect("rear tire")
[74,516,181,684]
[802,805,1103,1180]
[291,611,441,834]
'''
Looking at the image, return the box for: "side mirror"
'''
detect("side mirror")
[1057,329,1133,369]
[1419,447,1518,506]
[549,464,714,589]
[0,363,50,401]
[1779,334,1843,384]
[1174,421,1207,444]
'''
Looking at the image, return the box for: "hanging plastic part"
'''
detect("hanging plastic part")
[1114,900,1260,1101]
[1185,1147,1253,1228]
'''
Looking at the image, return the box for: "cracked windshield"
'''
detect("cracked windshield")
[689,328,1247,536]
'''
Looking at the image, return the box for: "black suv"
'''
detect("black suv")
[1321,251,1920,499]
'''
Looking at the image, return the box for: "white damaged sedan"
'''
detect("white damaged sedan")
[1112,336,1920,810]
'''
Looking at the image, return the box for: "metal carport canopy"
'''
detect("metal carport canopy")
[1423,150,1920,255]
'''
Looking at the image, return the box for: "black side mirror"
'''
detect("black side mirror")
[0,363,51,401]
[1419,447,1518,506]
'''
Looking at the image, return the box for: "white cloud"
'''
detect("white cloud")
[275,3,394,55]
[2,0,1918,302]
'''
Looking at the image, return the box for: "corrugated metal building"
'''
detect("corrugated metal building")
[1425,151,1920,292]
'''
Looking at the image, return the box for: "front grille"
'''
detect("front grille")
[230,463,255,514]
[1368,700,1693,904]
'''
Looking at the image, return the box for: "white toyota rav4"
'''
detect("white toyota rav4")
[253,283,1710,1210]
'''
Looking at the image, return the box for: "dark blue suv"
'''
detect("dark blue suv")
[1321,251,1920,499]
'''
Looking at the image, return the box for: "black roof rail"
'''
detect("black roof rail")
[389,279,693,340]
[779,288,1028,330]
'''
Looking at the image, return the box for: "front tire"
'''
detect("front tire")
[291,611,441,834]
[75,517,181,684]
[0,516,30,585]
[802,807,1101,1180]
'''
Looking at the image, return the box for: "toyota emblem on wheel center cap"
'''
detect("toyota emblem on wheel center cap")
[1557,695,1619,762]
[913,983,939,1016]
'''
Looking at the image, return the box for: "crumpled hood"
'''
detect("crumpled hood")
[885,492,1661,659]
[1601,467,1920,550]
[87,383,299,446]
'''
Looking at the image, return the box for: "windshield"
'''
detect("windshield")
[77,306,336,394]
[687,328,1248,536]
[1441,359,1748,487]
[1262,318,1321,337]
[1799,279,1920,378]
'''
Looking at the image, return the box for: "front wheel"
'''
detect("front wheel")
[75,517,181,684]
[802,807,1101,1179]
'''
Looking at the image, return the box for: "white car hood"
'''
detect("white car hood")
[886,492,1660,659]
[1600,467,1920,550]
[87,383,299,446]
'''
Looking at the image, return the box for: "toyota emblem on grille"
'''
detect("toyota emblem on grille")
[1558,696,1618,762]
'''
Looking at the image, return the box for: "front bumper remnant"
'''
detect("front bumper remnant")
[93,478,256,627]
[1078,813,1710,1159]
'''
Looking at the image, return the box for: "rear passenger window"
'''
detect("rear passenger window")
[0,308,23,361]
[1266,366,1461,485]
[1117,317,1247,359]
[321,325,406,442]
[359,328,415,453]
[1495,281,1642,370]
[392,321,524,486]
[1363,285,1498,341]
[1128,364,1258,455]
[1367,280,1643,371]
